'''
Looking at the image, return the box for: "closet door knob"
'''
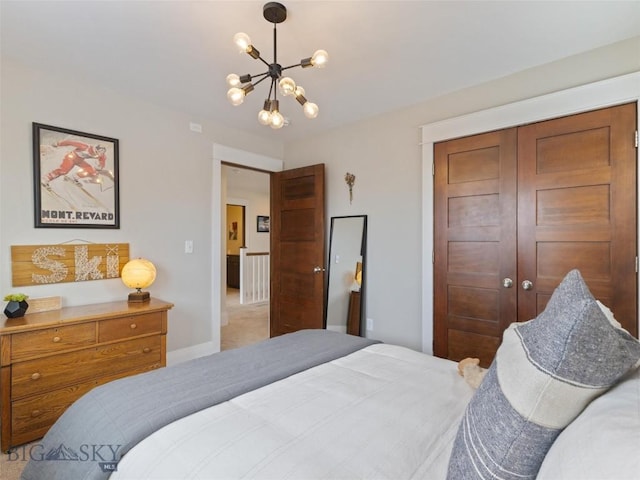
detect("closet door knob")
[502,278,513,288]
[522,280,534,291]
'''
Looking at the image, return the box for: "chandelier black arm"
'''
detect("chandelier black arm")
[267,78,275,101]
[281,62,304,71]
[251,53,271,69]
[243,71,270,84]
[251,74,272,88]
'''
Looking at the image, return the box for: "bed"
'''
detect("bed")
[20,270,640,480]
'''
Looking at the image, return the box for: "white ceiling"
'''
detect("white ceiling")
[1,1,639,143]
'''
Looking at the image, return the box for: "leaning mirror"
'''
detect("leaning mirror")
[325,215,367,336]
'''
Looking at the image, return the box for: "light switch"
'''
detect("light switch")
[185,240,193,254]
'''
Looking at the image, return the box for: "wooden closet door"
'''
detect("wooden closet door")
[517,103,637,335]
[434,102,638,366]
[434,129,518,366]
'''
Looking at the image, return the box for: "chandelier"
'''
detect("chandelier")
[226,2,328,129]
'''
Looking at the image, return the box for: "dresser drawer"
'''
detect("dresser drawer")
[98,312,163,343]
[12,336,162,399]
[11,323,96,361]
[11,362,163,445]
[11,380,98,443]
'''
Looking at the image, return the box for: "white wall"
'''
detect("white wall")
[3,36,638,357]
[284,36,640,351]
[227,191,270,253]
[0,57,283,354]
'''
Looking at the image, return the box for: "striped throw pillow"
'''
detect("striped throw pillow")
[447,269,640,480]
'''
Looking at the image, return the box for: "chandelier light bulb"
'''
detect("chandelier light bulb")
[311,49,329,68]
[233,32,252,53]
[227,87,245,106]
[270,110,285,129]
[294,85,305,98]
[278,77,297,96]
[226,73,240,87]
[258,109,272,125]
[303,101,319,119]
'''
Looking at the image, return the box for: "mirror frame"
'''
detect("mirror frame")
[324,215,367,336]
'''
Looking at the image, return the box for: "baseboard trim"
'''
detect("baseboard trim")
[167,341,216,366]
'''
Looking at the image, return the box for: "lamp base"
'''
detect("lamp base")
[128,291,150,303]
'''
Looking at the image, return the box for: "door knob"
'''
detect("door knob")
[502,278,513,288]
[522,280,534,291]
[313,266,325,273]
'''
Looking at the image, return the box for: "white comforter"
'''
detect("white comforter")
[112,344,473,479]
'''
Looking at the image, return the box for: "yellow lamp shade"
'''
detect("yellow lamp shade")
[121,258,156,302]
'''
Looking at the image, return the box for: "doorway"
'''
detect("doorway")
[222,165,271,350]
[212,145,283,353]
[226,204,245,289]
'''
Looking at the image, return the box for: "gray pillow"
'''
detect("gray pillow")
[447,269,640,480]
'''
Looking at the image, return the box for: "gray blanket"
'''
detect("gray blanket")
[21,329,379,480]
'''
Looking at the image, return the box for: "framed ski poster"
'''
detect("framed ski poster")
[33,123,120,228]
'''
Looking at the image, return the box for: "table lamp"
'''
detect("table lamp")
[121,258,156,303]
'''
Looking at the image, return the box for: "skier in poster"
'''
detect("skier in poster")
[41,140,113,187]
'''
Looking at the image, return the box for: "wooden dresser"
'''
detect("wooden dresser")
[0,298,173,451]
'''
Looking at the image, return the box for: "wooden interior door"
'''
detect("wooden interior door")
[434,102,637,366]
[517,103,637,335]
[270,164,326,337]
[434,128,518,366]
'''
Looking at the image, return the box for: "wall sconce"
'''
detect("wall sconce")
[121,258,156,303]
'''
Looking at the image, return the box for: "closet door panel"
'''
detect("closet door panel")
[517,103,637,334]
[434,129,517,367]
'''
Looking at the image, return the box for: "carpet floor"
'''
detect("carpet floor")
[221,287,269,350]
[1,441,34,480]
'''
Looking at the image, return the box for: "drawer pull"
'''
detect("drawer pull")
[142,347,151,354]
[31,410,42,418]
[31,372,41,381]
[130,323,137,329]
[52,336,61,343]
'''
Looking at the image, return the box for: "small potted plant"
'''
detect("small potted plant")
[3,293,29,318]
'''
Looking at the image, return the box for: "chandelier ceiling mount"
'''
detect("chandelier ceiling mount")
[226,2,328,129]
